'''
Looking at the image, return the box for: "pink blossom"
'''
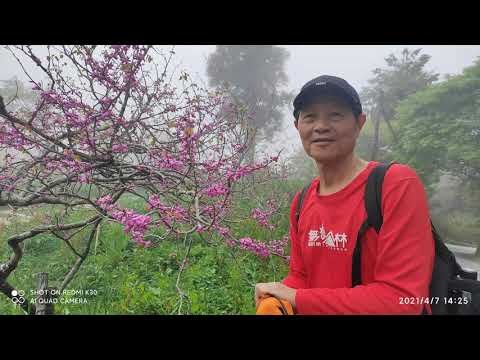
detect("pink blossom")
[202,183,229,197]
[226,166,254,181]
[147,195,162,210]
[251,207,275,230]
[109,208,152,246]
[112,144,128,153]
[79,171,92,184]
[216,227,230,237]
[147,195,189,223]
[0,174,18,191]
[0,125,29,150]
[96,195,112,206]
[235,235,288,258]
[155,154,184,171]
[232,144,247,152]
[266,235,289,256]
[238,237,270,258]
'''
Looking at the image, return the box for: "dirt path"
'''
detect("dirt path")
[445,243,480,279]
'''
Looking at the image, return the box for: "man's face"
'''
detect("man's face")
[294,96,366,164]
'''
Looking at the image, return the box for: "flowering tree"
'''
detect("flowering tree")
[0,45,290,314]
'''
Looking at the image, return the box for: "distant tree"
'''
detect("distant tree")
[286,145,317,183]
[360,48,439,161]
[0,77,38,112]
[392,58,480,190]
[391,58,480,253]
[0,78,38,165]
[206,46,293,162]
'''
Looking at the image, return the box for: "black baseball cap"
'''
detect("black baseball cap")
[293,75,362,120]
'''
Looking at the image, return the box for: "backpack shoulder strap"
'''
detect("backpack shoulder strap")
[364,161,396,233]
[295,182,312,230]
[352,161,395,287]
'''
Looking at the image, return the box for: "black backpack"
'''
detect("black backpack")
[295,162,480,315]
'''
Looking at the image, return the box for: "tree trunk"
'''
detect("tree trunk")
[378,95,398,144]
[35,272,55,315]
[384,117,398,144]
[370,116,381,161]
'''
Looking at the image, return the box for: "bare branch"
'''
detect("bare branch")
[175,233,194,314]
[59,218,101,293]
[0,215,101,282]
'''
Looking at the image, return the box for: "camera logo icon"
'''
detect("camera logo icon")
[11,290,26,305]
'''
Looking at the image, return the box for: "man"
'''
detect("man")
[255,75,435,315]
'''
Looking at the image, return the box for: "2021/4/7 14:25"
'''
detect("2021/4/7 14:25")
[399,296,470,305]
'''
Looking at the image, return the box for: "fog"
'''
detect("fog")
[2,45,479,157]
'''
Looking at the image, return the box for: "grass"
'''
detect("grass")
[0,179,298,315]
[2,176,479,315]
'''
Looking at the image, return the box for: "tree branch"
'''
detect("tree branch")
[0,215,101,282]
[0,280,35,315]
[59,218,101,293]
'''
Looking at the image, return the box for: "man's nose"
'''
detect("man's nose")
[312,117,330,132]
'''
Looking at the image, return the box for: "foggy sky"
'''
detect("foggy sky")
[1,45,479,157]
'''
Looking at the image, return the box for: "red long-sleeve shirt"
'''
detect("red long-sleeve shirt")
[282,161,435,315]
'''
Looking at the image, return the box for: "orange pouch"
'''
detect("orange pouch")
[256,295,294,315]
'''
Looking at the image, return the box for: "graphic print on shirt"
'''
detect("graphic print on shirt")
[307,224,348,252]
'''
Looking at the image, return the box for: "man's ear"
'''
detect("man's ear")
[356,113,367,131]
[294,119,299,130]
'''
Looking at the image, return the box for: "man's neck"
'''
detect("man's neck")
[315,155,368,195]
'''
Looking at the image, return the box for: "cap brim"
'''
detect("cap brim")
[293,84,361,120]
[294,83,352,109]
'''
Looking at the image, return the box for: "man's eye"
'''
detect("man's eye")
[330,112,343,119]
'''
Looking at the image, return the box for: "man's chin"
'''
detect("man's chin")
[309,152,337,164]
